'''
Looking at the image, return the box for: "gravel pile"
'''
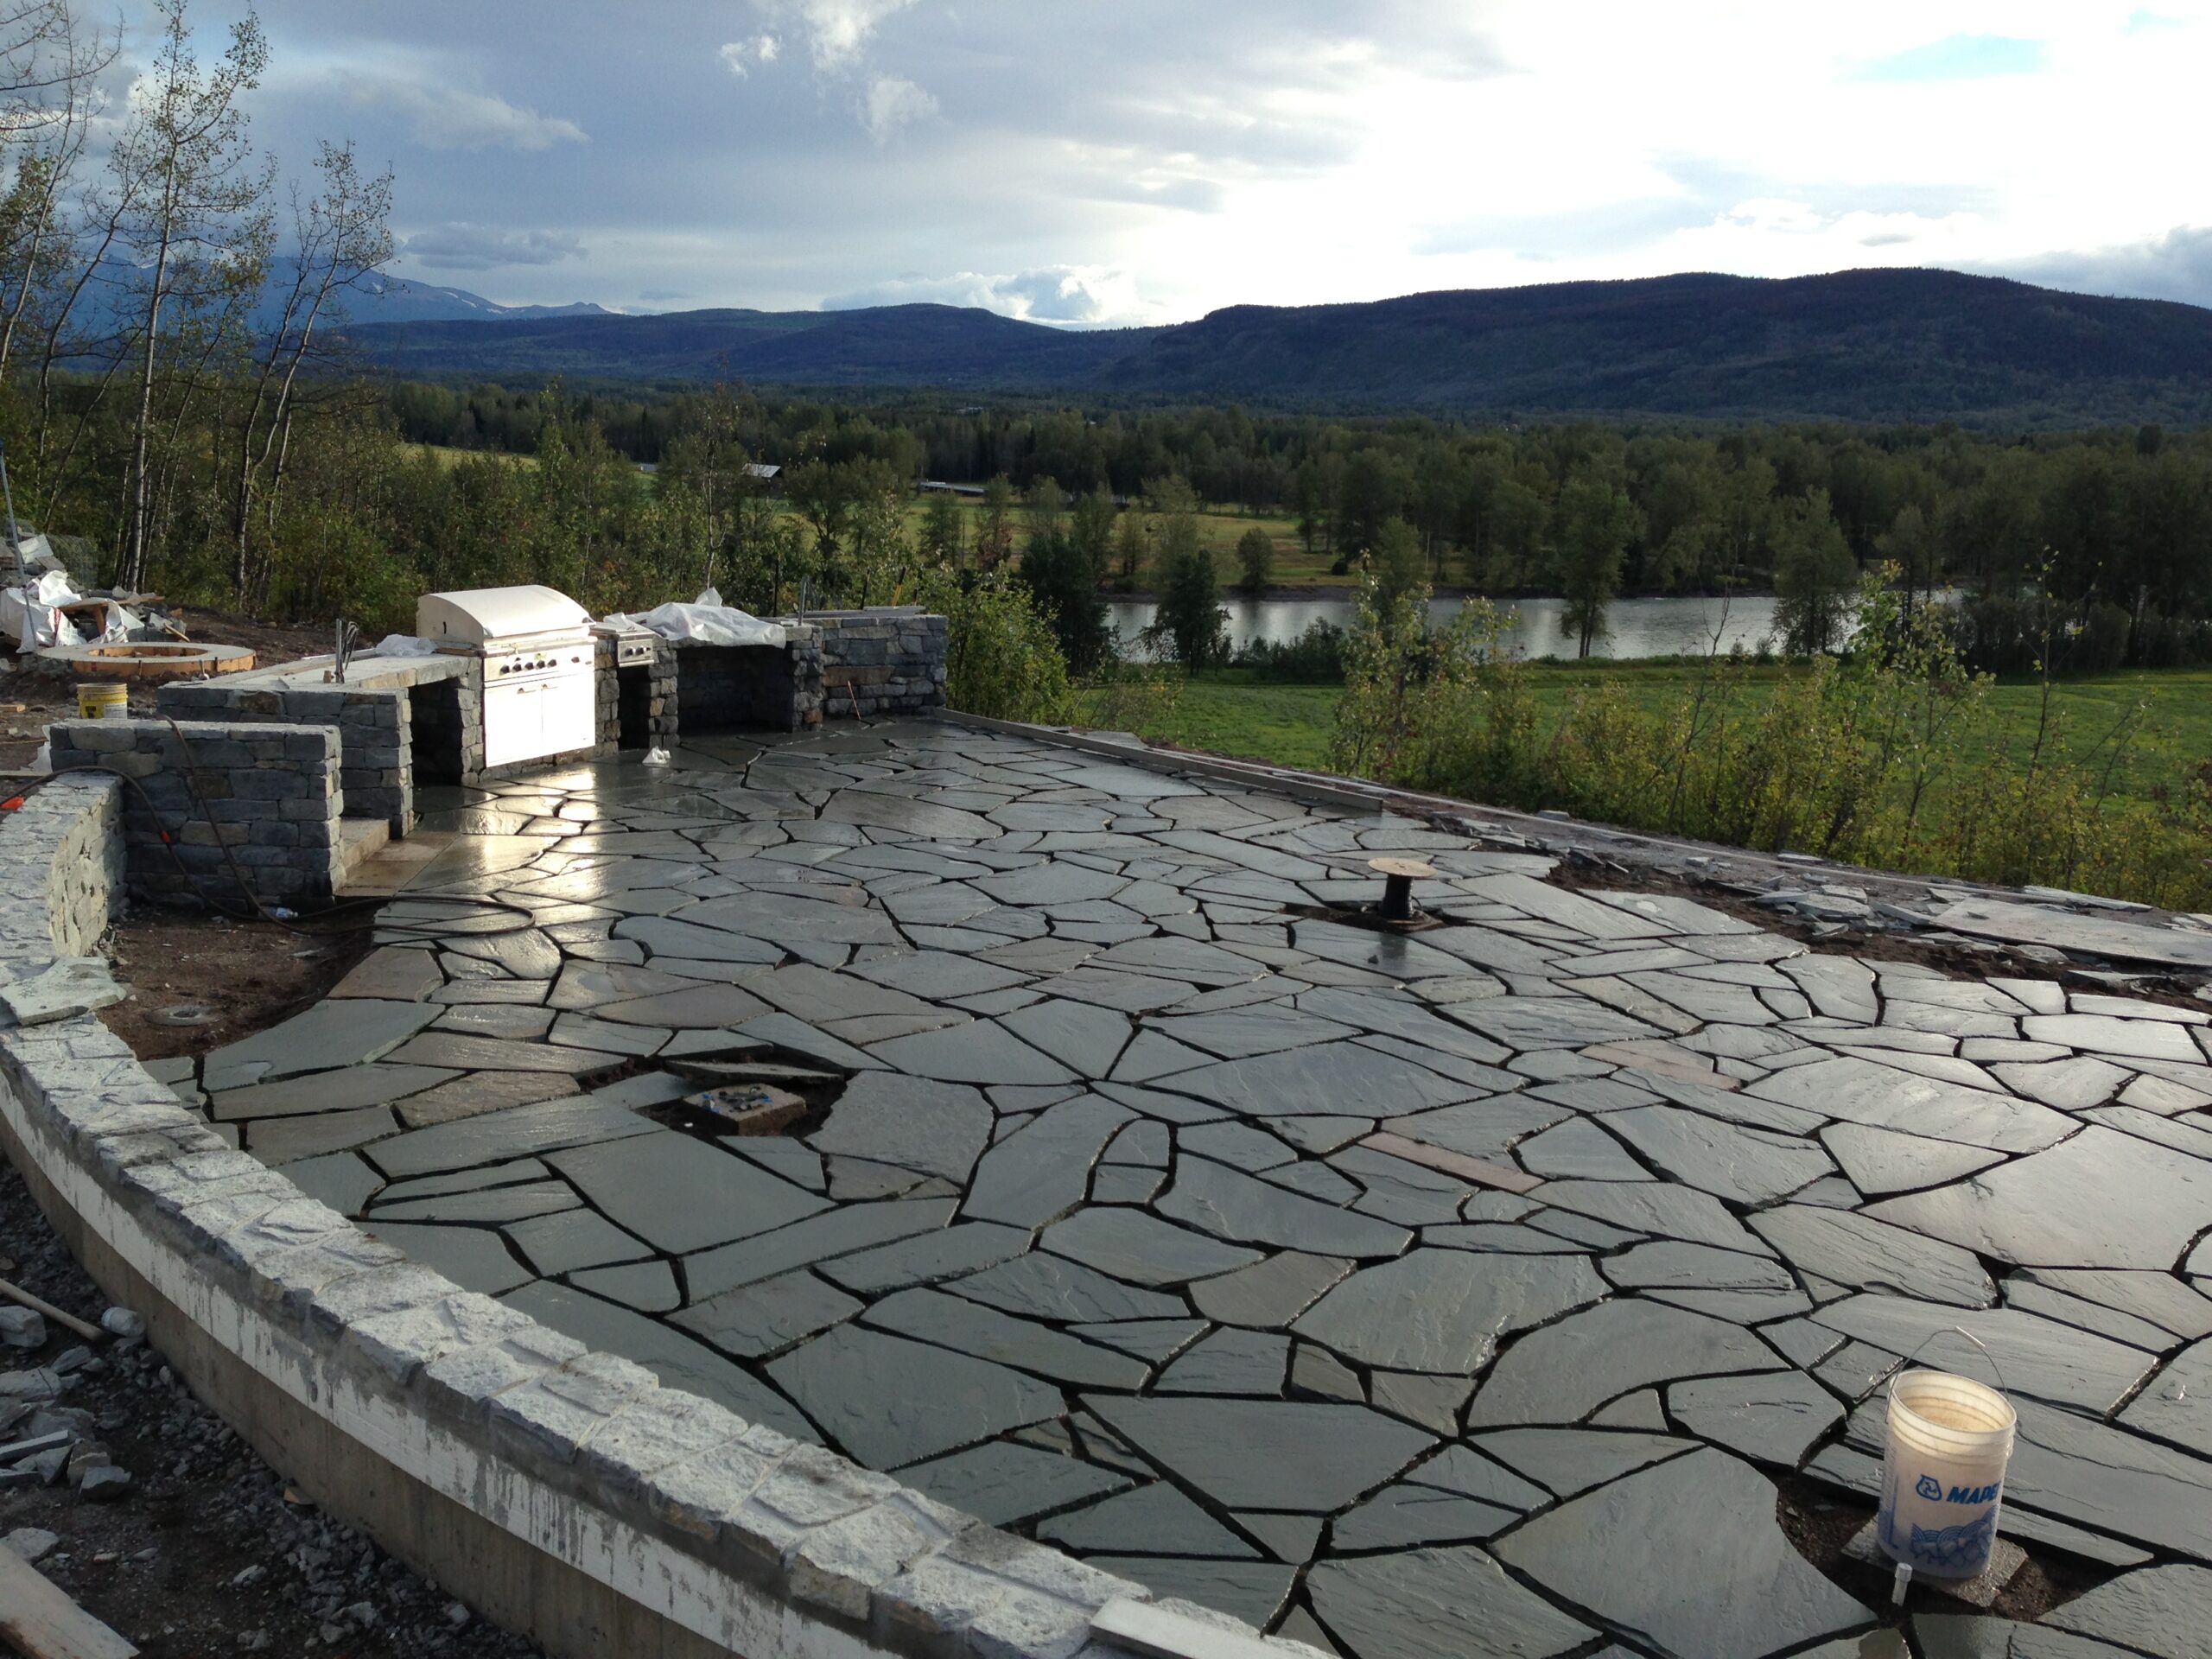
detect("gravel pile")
[0,1155,543,1658]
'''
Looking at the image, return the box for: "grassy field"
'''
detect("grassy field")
[1075,664,2212,808]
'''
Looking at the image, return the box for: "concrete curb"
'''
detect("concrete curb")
[0,772,1316,1659]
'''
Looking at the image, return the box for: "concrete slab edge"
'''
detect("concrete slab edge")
[0,776,1332,1659]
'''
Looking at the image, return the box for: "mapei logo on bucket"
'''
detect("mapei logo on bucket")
[1916,1472,2001,1503]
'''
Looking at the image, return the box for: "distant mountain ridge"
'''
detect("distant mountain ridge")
[334,269,2212,426]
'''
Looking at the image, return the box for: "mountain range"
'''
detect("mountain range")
[329,268,2212,427]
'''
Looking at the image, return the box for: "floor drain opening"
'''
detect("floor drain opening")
[650,1047,849,1141]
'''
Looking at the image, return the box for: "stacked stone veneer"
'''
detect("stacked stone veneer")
[50,720,342,907]
[0,767,1302,1659]
[673,631,826,734]
[159,658,474,835]
[596,635,679,753]
[811,608,948,719]
[0,772,122,957]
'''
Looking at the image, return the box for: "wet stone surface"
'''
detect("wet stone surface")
[149,721,2212,1658]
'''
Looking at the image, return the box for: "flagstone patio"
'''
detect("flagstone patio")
[141,721,2212,1659]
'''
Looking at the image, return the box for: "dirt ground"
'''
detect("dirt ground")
[0,1154,542,1659]
[99,908,377,1063]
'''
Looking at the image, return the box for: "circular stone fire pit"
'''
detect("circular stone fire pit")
[32,639,255,682]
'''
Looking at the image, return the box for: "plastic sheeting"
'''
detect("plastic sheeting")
[365,633,439,658]
[603,588,786,649]
[0,570,83,649]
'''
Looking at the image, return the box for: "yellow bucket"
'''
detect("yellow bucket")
[75,682,127,720]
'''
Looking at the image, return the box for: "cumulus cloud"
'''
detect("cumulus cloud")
[861,73,937,141]
[753,0,916,73]
[402,223,587,270]
[339,73,586,150]
[717,35,779,79]
[823,265,1145,324]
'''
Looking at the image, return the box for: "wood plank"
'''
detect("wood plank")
[0,1547,137,1659]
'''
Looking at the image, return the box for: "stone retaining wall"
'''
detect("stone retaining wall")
[0,772,124,957]
[49,720,343,907]
[811,609,947,719]
[598,636,680,752]
[0,769,1299,1659]
[673,632,825,734]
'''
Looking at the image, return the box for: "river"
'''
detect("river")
[1106,592,1786,661]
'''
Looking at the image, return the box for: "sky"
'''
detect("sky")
[149,0,2212,324]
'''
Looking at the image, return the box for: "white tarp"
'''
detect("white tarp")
[603,588,786,649]
[0,569,82,649]
[365,632,439,658]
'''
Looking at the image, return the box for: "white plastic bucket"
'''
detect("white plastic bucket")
[1877,1368,2017,1579]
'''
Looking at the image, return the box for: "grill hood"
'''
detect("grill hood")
[418,585,593,649]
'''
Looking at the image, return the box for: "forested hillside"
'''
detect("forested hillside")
[342,270,2212,428]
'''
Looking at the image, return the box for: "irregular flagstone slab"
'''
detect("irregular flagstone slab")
[952,1252,1189,1323]
[373,1179,577,1224]
[1294,990,1515,1070]
[682,1198,956,1300]
[767,1324,1062,1468]
[1039,1482,1257,1557]
[670,1269,862,1359]
[1306,1545,1597,1659]
[815,1222,1032,1294]
[1157,1156,1414,1258]
[896,1440,1132,1528]
[2117,1336,2212,1454]
[1933,898,2212,969]
[1514,1116,1648,1182]
[1042,1206,1263,1285]
[1144,1042,1477,1118]
[963,1096,1134,1227]
[1471,1428,1694,1496]
[1442,995,1660,1049]
[367,1093,660,1179]
[2022,1012,2212,1063]
[821,787,999,839]
[1496,1447,1872,1659]
[810,1071,995,1184]
[283,1150,383,1216]
[1780,954,1878,1023]
[549,1132,828,1255]
[595,982,773,1030]
[2040,1564,2212,1654]
[1667,1370,1843,1466]
[1749,1056,2072,1154]
[1332,1484,1517,1548]
[209,1063,460,1122]
[1993,1056,2132,1110]
[1913,1616,2131,1657]
[396,1069,585,1130]
[2004,1395,2212,1562]
[1147,1004,1357,1060]
[1460,873,1675,939]
[1866,1125,2212,1269]
[364,1221,534,1296]
[996,998,1134,1077]
[1381,1097,1568,1160]
[612,915,786,963]
[570,1260,680,1313]
[1467,1300,1787,1427]
[1153,1327,1288,1395]
[1751,1205,1997,1308]
[1084,1559,1296,1632]
[1605,1105,1834,1205]
[1601,1241,1797,1294]
[1530,1179,1770,1255]
[1191,1252,1355,1328]
[2020,1269,2212,1339]
[1082,1396,1434,1510]
[505,1281,816,1443]
[1818,1122,2007,1196]
[868,1018,1076,1086]
[505,1207,651,1275]
[330,946,444,1001]
[862,1287,1149,1388]
[1809,1296,2158,1414]
[1401,1443,1551,1510]
[385,1031,621,1074]
[1294,1249,1605,1376]
[682,887,904,946]
[204,999,442,1090]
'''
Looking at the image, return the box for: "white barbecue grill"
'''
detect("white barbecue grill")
[417,585,597,769]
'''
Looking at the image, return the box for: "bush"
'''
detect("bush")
[1232,620,1348,681]
[909,566,1072,724]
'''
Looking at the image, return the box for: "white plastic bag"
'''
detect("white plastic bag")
[365,633,440,658]
[601,593,785,649]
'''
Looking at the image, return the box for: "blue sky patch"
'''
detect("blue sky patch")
[1853,34,2046,82]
